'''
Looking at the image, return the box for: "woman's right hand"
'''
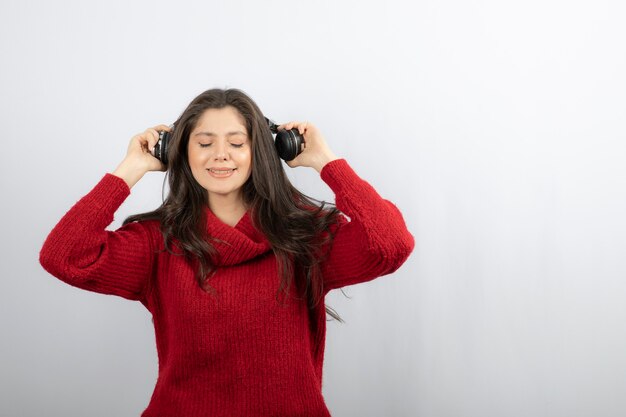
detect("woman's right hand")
[112,124,171,188]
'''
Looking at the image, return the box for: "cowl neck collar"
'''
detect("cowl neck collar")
[204,207,272,266]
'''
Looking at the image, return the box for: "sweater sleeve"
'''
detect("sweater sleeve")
[39,174,155,302]
[319,159,415,291]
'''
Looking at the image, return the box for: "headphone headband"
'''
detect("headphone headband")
[265,117,279,134]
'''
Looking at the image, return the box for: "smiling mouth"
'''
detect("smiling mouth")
[208,168,236,174]
[207,168,237,178]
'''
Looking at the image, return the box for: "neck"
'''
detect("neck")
[208,192,247,227]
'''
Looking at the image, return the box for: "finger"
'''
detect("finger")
[284,121,308,135]
[296,121,308,135]
[152,124,172,132]
[278,121,301,131]
[290,122,309,135]
[130,132,148,150]
[145,128,160,151]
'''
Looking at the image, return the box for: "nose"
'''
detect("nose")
[213,141,229,161]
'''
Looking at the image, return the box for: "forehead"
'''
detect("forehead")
[193,106,248,134]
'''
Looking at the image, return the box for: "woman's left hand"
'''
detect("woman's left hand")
[277,121,339,172]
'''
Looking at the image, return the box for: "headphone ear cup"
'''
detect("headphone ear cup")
[155,131,170,165]
[275,129,303,161]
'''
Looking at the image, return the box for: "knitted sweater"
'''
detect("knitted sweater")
[40,159,414,417]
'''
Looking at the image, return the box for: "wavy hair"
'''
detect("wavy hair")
[124,88,342,320]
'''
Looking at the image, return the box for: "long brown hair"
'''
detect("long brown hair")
[125,88,342,320]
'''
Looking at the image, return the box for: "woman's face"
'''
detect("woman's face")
[187,106,252,204]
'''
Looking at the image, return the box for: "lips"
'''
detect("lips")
[208,168,236,174]
[207,167,237,178]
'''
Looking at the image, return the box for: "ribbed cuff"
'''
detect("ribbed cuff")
[319,159,358,194]
[87,173,131,215]
[320,158,369,196]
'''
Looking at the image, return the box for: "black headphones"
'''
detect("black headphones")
[153,117,304,165]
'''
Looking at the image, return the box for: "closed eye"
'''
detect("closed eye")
[198,141,245,148]
[199,143,243,148]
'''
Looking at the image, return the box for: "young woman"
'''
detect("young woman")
[40,88,414,416]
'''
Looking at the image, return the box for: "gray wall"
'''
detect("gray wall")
[1,1,625,416]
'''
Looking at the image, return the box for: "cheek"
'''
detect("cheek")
[188,154,210,187]
[236,150,252,170]
[188,148,208,168]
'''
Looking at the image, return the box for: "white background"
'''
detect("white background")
[1,1,625,416]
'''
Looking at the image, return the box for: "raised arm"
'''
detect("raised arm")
[39,175,157,301]
[319,159,414,290]
[278,121,414,291]
[39,124,170,302]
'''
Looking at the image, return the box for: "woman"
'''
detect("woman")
[40,88,414,416]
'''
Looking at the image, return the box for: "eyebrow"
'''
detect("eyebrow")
[193,131,247,137]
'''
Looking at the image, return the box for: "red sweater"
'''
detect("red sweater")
[40,159,414,417]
